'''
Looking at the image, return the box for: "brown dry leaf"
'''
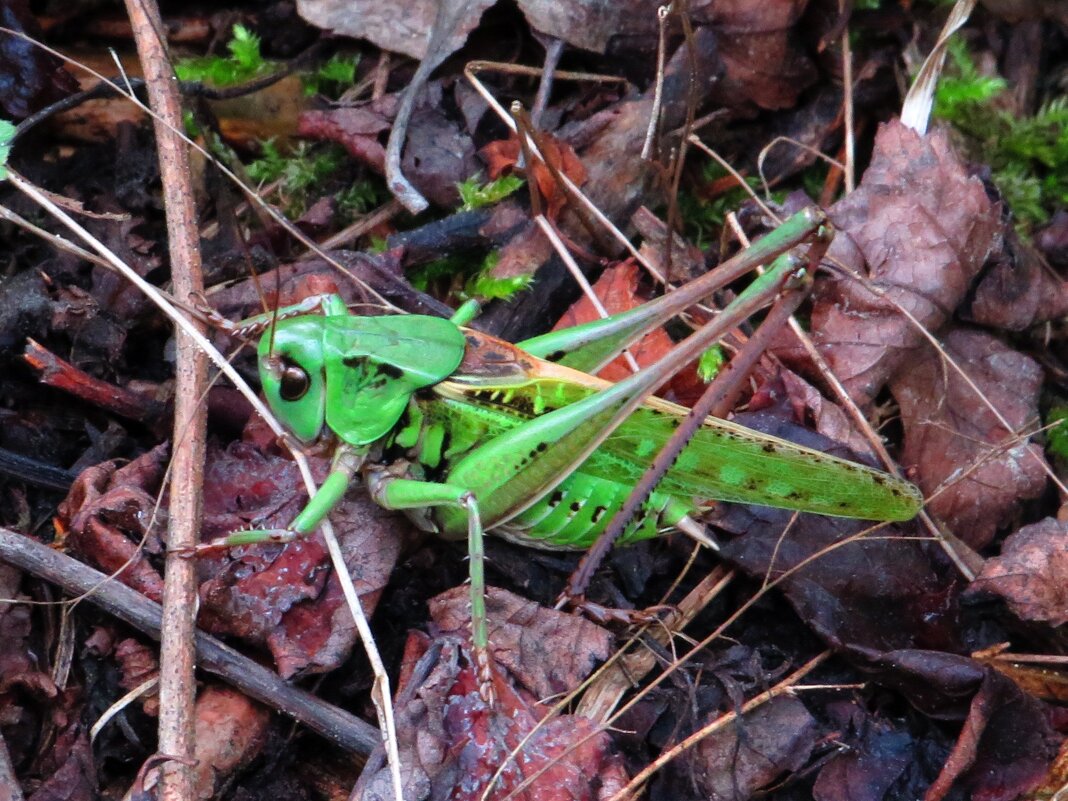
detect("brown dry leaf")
[693,0,818,110]
[551,260,675,381]
[969,518,1068,626]
[190,686,271,800]
[356,627,626,801]
[299,0,658,58]
[891,329,1047,549]
[57,446,169,602]
[298,0,496,61]
[813,120,1002,405]
[113,638,159,715]
[965,229,1068,330]
[693,696,817,800]
[482,132,587,220]
[429,585,614,699]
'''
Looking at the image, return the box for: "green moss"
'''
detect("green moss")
[676,164,767,249]
[1047,406,1068,464]
[302,53,360,98]
[175,24,276,87]
[457,173,525,211]
[0,119,14,180]
[934,38,1068,228]
[246,140,351,217]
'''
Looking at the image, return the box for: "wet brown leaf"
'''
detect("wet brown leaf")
[297,101,394,173]
[718,411,962,656]
[966,228,1068,330]
[813,121,1002,405]
[693,695,817,800]
[25,724,95,801]
[190,686,271,800]
[969,518,1068,626]
[356,625,626,801]
[694,0,818,110]
[0,563,58,725]
[0,0,78,118]
[57,446,169,602]
[891,329,1047,549]
[429,585,614,700]
[922,667,1059,801]
[1036,209,1068,268]
[196,437,404,678]
[813,702,916,801]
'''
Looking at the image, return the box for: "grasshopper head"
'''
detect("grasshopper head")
[257,317,329,444]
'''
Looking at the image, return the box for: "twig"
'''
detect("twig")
[124,3,206,798]
[840,0,855,193]
[23,339,167,425]
[0,528,379,755]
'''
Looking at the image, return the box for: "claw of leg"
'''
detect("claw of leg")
[473,644,497,706]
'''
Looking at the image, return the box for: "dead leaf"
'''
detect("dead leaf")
[969,518,1068,626]
[298,101,394,173]
[965,228,1068,330]
[190,686,271,800]
[58,446,169,602]
[482,131,587,220]
[693,696,817,800]
[813,121,1002,405]
[695,0,818,110]
[922,667,1059,801]
[429,585,614,700]
[551,260,675,378]
[813,702,916,801]
[196,438,404,678]
[25,724,96,801]
[891,329,1047,549]
[297,0,494,60]
[355,624,627,801]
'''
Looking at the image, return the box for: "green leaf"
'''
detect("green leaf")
[0,119,15,180]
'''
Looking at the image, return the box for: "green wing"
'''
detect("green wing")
[431,377,921,522]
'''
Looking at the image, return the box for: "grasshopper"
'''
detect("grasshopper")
[202,207,922,690]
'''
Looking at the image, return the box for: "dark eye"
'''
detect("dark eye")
[279,361,310,401]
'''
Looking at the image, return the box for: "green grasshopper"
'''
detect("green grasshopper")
[202,207,922,690]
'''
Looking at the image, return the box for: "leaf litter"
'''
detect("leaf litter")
[0,1,1065,800]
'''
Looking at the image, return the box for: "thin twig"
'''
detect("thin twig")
[124,4,205,798]
[840,1,855,193]
[0,528,380,754]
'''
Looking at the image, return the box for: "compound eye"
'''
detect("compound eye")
[278,361,311,401]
